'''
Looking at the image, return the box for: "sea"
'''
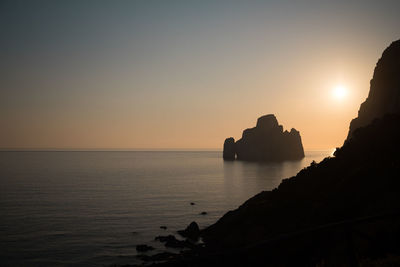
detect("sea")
[0,150,332,266]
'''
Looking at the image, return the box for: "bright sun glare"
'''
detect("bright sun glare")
[332,85,348,100]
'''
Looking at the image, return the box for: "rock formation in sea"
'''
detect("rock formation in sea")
[178,221,200,241]
[347,39,400,139]
[223,114,305,161]
[222,137,235,160]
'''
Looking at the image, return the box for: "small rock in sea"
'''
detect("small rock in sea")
[131,231,139,235]
[166,238,188,248]
[190,202,195,205]
[137,252,179,262]
[200,211,207,215]
[155,234,189,248]
[136,244,154,252]
[160,226,167,230]
[178,221,200,241]
[155,234,176,242]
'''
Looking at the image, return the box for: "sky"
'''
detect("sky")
[1,0,400,150]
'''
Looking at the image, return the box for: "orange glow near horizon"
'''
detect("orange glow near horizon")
[0,50,380,150]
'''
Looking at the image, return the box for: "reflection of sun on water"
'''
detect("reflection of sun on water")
[332,85,348,100]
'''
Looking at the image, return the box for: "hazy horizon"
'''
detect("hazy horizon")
[0,148,334,152]
[2,0,400,150]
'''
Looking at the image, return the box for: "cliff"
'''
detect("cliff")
[223,114,304,161]
[347,39,400,139]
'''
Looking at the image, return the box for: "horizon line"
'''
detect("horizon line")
[0,148,335,152]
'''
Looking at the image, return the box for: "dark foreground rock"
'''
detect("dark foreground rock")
[137,252,180,262]
[177,221,200,241]
[155,235,196,249]
[135,244,154,252]
[223,114,304,161]
[155,235,185,248]
[155,235,176,243]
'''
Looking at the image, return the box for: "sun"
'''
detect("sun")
[332,85,348,100]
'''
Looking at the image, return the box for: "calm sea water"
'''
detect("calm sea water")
[0,150,331,266]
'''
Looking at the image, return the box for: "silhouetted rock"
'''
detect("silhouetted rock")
[178,221,200,241]
[155,235,186,248]
[190,202,195,206]
[137,252,180,262]
[160,226,167,230]
[155,234,196,249]
[166,238,188,249]
[136,244,154,252]
[223,114,304,161]
[200,211,207,215]
[155,234,176,243]
[223,137,236,160]
[347,39,400,139]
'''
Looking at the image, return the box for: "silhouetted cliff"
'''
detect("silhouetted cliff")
[223,114,304,161]
[347,39,400,139]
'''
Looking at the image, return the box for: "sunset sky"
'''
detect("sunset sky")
[1,0,400,150]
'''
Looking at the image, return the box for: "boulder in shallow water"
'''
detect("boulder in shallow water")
[155,234,194,249]
[178,221,200,241]
[137,252,179,262]
[155,234,176,242]
[136,244,154,252]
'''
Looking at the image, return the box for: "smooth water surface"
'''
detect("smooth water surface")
[0,150,332,266]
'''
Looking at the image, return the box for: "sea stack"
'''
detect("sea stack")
[223,137,236,160]
[347,40,400,140]
[223,114,304,161]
